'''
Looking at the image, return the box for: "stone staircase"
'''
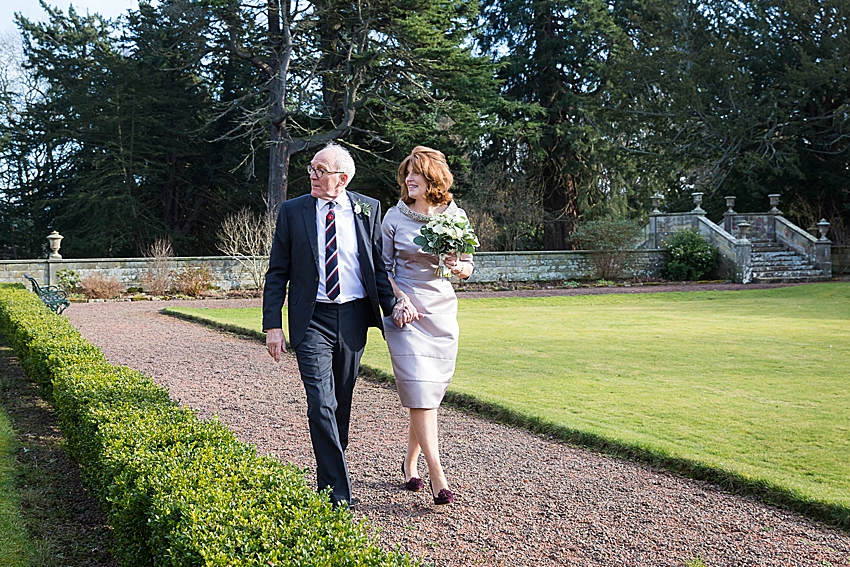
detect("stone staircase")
[749,239,830,283]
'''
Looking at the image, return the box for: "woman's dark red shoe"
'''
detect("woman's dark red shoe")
[401,460,424,491]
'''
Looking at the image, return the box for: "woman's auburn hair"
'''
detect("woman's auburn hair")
[397,146,454,206]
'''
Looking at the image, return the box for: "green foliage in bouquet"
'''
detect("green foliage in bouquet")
[413,211,480,276]
[662,229,718,281]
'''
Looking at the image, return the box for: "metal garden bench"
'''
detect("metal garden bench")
[24,274,71,314]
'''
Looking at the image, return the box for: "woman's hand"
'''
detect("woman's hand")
[443,254,467,279]
[392,295,422,327]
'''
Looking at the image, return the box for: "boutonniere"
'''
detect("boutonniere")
[353,200,372,217]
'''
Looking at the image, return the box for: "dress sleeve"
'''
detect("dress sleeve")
[381,207,398,276]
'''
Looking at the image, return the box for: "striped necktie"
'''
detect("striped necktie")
[325,201,340,300]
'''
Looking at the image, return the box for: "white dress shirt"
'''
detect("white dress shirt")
[316,192,366,303]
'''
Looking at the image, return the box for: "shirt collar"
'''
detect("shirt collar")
[317,191,349,211]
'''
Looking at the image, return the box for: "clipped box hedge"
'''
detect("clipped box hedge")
[0,284,411,567]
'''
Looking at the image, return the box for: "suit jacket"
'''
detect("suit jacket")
[262,191,395,348]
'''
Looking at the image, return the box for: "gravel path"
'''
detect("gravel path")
[66,290,850,567]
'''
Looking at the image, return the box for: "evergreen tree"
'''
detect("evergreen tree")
[11,2,265,256]
[481,0,631,249]
[208,0,497,212]
[608,0,850,237]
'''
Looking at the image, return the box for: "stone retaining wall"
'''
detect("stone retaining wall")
[2,250,667,289]
[5,246,845,290]
[1,257,254,290]
[469,250,664,282]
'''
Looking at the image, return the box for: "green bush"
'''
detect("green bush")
[56,269,81,294]
[0,283,412,567]
[662,229,718,281]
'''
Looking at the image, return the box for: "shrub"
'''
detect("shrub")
[172,265,214,297]
[570,218,644,280]
[79,272,124,299]
[216,208,274,290]
[662,229,718,281]
[0,284,412,567]
[56,269,81,294]
[141,237,174,295]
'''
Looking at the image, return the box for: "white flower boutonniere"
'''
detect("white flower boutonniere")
[353,200,372,217]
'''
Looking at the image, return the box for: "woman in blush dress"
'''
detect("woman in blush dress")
[381,146,474,506]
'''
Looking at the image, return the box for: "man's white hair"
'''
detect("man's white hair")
[324,142,356,183]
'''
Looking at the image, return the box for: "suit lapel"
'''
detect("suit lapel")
[302,196,320,272]
[348,192,373,269]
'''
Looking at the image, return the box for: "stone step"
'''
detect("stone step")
[750,258,810,266]
[751,256,814,263]
[752,274,831,284]
[751,268,820,276]
[752,255,810,263]
[745,238,829,283]
[751,259,816,267]
[751,269,826,279]
[751,267,820,275]
[752,250,801,255]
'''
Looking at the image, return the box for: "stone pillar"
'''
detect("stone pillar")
[46,231,64,285]
[816,219,832,276]
[648,194,663,248]
[735,237,752,284]
[766,194,781,241]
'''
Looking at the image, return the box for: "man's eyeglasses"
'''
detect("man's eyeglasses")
[307,165,344,178]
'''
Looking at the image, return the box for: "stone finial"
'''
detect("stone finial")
[817,218,831,241]
[768,194,781,214]
[691,192,705,214]
[650,193,663,214]
[724,196,736,214]
[737,221,751,240]
[47,230,64,259]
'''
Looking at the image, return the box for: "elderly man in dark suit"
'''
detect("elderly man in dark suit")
[263,142,396,508]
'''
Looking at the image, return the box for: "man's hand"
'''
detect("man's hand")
[392,296,422,327]
[266,328,286,362]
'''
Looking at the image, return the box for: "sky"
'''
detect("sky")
[1,0,139,35]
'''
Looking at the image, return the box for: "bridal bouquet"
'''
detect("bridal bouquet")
[414,210,480,277]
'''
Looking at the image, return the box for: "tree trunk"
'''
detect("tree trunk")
[266,0,288,214]
[541,163,578,251]
[268,124,289,215]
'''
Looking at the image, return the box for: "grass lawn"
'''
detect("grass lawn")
[163,283,850,523]
[0,341,118,566]
[0,390,35,567]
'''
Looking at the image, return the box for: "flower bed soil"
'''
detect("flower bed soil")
[64,284,850,567]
